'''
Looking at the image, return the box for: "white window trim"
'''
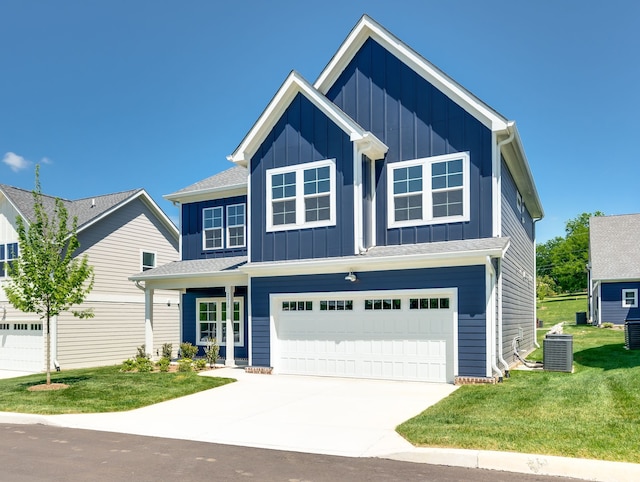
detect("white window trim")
[622,289,638,308]
[202,206,224,251]
[226,203,246,248]
[196,297,244,347]
[386,152,470,229]
[140,250,156,272]
[1,242,18,278]
[266,159,336,232]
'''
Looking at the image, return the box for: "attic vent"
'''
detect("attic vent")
[543,334,573,372]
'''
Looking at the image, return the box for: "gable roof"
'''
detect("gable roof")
[0,184,178,240]
[590,214,640,281]
[228,71,387,167]
[164,166,248,203]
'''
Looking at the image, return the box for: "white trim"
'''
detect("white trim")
[226,203,246,249]
[314,15,509,131]
[228,71,387,166]
[386,153,470,229]
[622,289,638,308]
[164,184,247,204]
[195,296,244,347]
[202,206,224,250]
[266,159,336,232]
[141,250,157,272]
[247,275,253,366]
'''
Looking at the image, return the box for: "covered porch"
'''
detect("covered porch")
[129,256,248,366]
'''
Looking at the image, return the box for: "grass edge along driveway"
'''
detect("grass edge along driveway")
[0,366,234,414]
[397,324,640,464]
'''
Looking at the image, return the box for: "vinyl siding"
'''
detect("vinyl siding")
[0,194,19,243]
[325,38,493,245]
[600,281,640,324]
[250,265,488,377]
[250,92,355,262]
[501,160,536,363]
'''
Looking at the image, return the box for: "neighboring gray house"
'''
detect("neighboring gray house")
[589,214,640,325]
[0,184,180,372]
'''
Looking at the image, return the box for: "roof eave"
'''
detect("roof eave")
[164,183,248,204]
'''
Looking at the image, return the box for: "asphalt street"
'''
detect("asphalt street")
[1,424,584,482]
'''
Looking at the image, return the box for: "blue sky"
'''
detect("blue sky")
[1,0,638,242]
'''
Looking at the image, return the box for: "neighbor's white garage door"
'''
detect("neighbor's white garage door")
[273,290,455,382]
[0,322,44,372]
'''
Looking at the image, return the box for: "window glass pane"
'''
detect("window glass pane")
[440,298,450,309]
[228,226,245,247]
[306,301,313,311]
[420,298,429,309]
[374,299,382,310]
[365,299,373,310]
[305,195,331,222]
[410,299,418,310]
[393,299,401,310]
[142,252,155,270]
[395,194,422,221]
[432,162,446,176]
[204,229,222,248]
[273,200,296,225]
[6,243,17,259]
[433,190,463,218]
[383,299,392,310]
[320,301,327,311]
[430,298,439,309]
[346,300,353,311]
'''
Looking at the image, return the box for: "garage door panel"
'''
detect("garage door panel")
[275,291,454,382]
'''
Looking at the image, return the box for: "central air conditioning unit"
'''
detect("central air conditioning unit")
[625,320,640,350]
[543,333,573,372]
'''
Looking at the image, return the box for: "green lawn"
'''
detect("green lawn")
[536,293,588,325]
[397,321,640,463]
[0,366,234,414]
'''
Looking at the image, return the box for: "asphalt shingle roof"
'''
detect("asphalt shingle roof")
[590,214,640,281]
[167,166,247,197]
[0,183,143,230]
[130,256,247,280]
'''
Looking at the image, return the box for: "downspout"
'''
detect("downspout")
[495,257,510,374]
[486,256,503,381]
[533,218,542,348]
[353,143,368,255]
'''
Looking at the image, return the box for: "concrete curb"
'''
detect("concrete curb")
[385,447,640,482]
[0,411,58,426]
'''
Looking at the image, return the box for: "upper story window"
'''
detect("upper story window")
[226,204,246,248]
[141,251,156,271]
[266,159,336,232]
[1,242,18,277]
[386,152,470,229]
[203,207,223,250]
[623,289,638,308]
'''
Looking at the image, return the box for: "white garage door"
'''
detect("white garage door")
[0,322,44,372]
[273,290,456,382]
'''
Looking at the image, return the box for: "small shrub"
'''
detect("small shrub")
[204,337,219,367]
[136,356,154,373]
[177,358,193,372]
[180,342,198,359]
[161,343,173,359]
[194,358,207,370]
[136,344,149,359]
[156,357,171,372]
[121,358,137,372]
[602,322,615,329]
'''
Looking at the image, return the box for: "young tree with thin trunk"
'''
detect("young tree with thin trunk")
[3,166,94,385]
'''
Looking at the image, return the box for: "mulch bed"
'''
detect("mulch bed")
[28,383,70,391]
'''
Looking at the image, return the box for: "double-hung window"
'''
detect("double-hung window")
[266,159,336,231]
[226,204,246,248]
[387,152,469,228]
[203,207,223,249]
[623,289,638,308]
[1,243,18,277]
[141,251,156,271]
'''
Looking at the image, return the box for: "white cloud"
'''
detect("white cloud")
[2,152,32,172]
[40,156,53,165]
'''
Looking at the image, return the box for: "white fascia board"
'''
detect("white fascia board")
[242,246,509,277]
[498,124,544,220]
[228,71,387,166]
[314,15,509,132]
[131,271,248,291]
[164,185,247,204]
[593,277,640,284]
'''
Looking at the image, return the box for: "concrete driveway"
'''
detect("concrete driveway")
[3,367,457,457]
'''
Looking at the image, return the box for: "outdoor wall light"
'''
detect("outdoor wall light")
[345,271,357,282]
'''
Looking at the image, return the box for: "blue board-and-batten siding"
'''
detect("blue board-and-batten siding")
[600,282,640,324]
[181,287,249,359]
[500,159,536,362]
[250,92,355,263]
[250,265,488,378]
[181,196,248,260]
[325,38,493,246]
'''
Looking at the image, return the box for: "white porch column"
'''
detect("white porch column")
[144,288,154,359]
[225,285,235,366]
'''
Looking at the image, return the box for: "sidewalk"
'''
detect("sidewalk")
[1,367,639,482]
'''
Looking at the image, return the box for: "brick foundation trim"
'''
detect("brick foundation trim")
[244,366,273,374]
[454,375,499,385]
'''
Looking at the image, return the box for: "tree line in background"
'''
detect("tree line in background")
[536,211,604,299]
